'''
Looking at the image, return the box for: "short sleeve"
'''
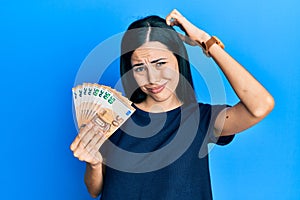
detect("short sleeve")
[199,103,235,146]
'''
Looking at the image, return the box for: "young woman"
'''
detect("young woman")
[70,9,274,199]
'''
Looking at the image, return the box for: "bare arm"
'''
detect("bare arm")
[166,9,275,136]
[84,162,104,198]
[209,44,274,136]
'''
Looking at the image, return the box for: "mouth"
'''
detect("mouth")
[145,82,167,94]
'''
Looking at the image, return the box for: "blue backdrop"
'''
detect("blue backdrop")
[0,0,299,199]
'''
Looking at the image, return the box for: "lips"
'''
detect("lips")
[146,83,167,94]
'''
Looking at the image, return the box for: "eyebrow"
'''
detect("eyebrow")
[132,58,167,68]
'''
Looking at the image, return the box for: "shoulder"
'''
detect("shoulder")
[196,103,235,145]
[197,102,230,119]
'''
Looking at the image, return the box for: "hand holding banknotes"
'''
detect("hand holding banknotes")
[70,120,107,166]
[70,83,136,166]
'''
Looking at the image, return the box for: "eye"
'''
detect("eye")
[156,62,166,67]
[133,66,146,72]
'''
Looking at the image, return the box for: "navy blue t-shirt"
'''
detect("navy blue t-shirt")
[99,103,234,200]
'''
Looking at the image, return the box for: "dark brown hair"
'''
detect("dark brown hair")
[120,15,196,104]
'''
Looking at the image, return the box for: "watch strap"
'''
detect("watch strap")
[201,36,224,57]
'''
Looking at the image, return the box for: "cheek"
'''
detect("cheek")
[162,68,180,91]
[162,67,179,82]
[133,72,147,87]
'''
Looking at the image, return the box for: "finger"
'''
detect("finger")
[77,147,102,164]
[80,125,99,147]
[85,133,102,153]
[89,133,106,157]
[93,132,107,151]
[70,135,81,151]
[166,9,183,26]
[77,149,89,162]
[72,141,86,158]
[85,141,104,164]
[78,121,94,139]
[166,9,176,26]
[71,127,96,154]
[73,136,100,163]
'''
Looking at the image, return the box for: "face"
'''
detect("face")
[131,41,180,104]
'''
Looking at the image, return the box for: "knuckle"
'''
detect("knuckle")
[73,152,79,158]
[78,156,84,161]
[86,144,93,153]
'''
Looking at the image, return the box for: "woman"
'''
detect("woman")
[70,9,274,199]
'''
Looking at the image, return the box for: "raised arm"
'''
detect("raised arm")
[166,9,275,136]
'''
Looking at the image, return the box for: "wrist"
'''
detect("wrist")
[193,30,210,44]
[200,36,225,57]
[88,161,102,169]
[200,33,211,43]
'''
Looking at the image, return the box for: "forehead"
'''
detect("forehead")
[131,41,174,61]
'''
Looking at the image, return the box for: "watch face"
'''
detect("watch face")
[202,36,225,57]
[206,37,216,51]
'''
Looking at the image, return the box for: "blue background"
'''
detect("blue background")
[0,0,299,199]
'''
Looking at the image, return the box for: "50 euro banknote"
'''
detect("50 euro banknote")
[72,83,135,138]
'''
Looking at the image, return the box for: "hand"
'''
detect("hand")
[70,121,107,166]
[165,9,211,45]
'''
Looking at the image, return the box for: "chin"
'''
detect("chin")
[150,93,175,102]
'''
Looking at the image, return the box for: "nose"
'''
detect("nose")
[147,66,161,84]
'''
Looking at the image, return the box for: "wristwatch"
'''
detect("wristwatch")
[201,36,224,57]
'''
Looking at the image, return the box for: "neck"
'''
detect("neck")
[135,95,182,113]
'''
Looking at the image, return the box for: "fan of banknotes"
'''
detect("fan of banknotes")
[72,83,135,138]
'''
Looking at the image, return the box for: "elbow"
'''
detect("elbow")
[90,193,100,199]
[86,187,101,199]
[252,95,275,118]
